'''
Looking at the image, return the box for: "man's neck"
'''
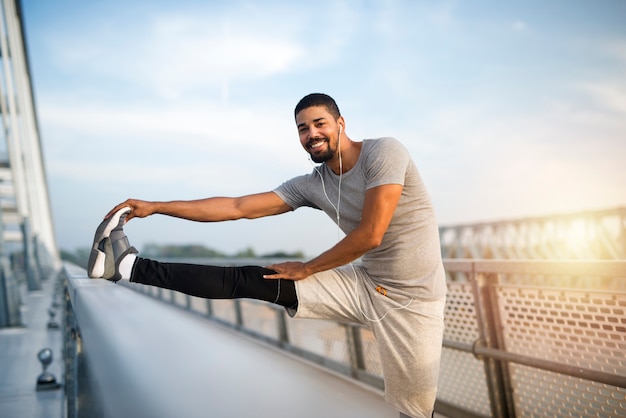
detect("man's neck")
[327,137,362,175]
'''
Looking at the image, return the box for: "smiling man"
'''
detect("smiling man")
[88,93,447,418]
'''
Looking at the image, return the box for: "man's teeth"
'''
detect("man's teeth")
[311,141,325,149]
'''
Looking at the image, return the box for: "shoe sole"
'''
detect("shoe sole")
[87,207,131,278]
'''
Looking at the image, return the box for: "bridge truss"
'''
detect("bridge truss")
[0,0,59,326]
[440,207,626,260]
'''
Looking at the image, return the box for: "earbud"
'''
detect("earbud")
[339,126,343,135]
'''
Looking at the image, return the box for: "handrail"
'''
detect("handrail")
[64,259,626,418]
[442,338,626,388]
[63,263,398,418]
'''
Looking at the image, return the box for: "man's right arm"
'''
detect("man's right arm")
[105,192,293,223]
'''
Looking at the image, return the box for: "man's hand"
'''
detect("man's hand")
[263,261,311,281]
[105,199,155,222]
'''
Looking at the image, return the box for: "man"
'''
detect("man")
[88,93,447,418]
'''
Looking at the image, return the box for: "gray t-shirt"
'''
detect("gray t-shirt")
[274,137,447,300]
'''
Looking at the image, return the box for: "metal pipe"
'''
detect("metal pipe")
[442,339,626,388]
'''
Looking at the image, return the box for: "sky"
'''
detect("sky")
[18,0,626,257]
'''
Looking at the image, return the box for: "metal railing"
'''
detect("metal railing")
[62,259,626,417]
[438,260,625,418]
[115,259,626,418]
[61,263,399,418]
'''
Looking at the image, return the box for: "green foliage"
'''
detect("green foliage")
[142,243,226,258]
[234,247,257,258]
[261,250,304,259]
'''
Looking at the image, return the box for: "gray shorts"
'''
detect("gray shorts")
[290,264,446,418]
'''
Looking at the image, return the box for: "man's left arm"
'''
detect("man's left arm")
[264,183,402,280]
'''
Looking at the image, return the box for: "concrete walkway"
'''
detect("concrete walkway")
[0,277,64,418]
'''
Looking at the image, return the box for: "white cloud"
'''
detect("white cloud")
[427,1,457,29]
[579,80,626,115]
[606,40,626,62]
[133,15,305,98]
[406,79,626,225]
[513,20,527,31]
[38,94,309,198]
[49,12,307,99]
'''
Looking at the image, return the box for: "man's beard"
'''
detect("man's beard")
[308,138,335,163]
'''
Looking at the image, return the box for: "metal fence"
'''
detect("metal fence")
[118,259,626,417]
[439,260,625,417]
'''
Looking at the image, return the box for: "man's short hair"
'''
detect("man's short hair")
[294,93,341,120]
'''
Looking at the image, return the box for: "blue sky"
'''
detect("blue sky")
[20,0,626,256]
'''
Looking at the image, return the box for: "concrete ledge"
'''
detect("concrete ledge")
[65,265,397,418]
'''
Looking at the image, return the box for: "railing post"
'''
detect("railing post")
[205,299,213,318]
[22,218,42,290]
[471,264,515,418]
[618,208,626,259]
[234,299,243,329]
[276,309,289,348]
[64,284,78,418]
[0,221,21,327]
[346,325,365,379]
[485,272,517,415]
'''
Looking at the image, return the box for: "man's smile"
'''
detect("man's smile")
[307,138,328,151]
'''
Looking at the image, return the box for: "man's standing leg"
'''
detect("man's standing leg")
[370,295,446,418]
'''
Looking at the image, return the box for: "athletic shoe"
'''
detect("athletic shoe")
[107,227,138,282]
[87,207,131,278]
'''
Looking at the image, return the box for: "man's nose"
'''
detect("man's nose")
[308,126,321,139]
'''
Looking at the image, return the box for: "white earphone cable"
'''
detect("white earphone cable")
[311,126,413,323]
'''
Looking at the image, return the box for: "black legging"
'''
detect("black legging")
[130,257,298,310]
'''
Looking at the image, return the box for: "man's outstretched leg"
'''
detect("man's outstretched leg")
[131,259,298,309]
[87,207,298,310]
